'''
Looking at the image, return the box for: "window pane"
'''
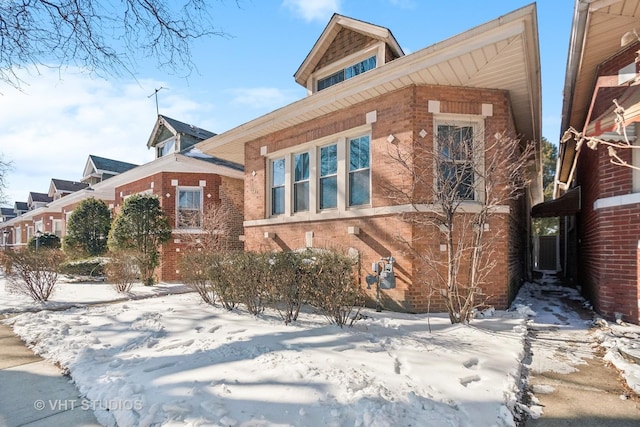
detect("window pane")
[345,56,376,79]
[272,158,285,186]
[178,189,202,228]
[272,186,285,215]
[294,181,309,212]
[349,169,370,205]
[320,176,337,209]
[349,136,370,171]
[320,145,337,176]
[294,152,309,181]
[318,70,345,91]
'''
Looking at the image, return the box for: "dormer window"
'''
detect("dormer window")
[317,56,377,91]
[157,137,176,157]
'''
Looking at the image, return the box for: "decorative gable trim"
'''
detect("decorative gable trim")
[294,13,403,89]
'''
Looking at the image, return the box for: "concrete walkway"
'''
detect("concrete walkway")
[0,322,100,427]
[521,274,640,426]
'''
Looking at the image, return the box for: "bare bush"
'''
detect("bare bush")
[267,251,313,324]
[104,251,139,293]
[181,251,216,305]
[231,251,270,316]
[306,251,365,327]
[2,248,65,302]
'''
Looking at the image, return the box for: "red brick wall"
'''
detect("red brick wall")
[244,84,522,312]
[576,124,640,324]
[115,172,243,283]
[315,28,377,71]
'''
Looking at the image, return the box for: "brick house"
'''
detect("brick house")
[0,115,245,284]
[197,8,542,312]
[541,0,640,324]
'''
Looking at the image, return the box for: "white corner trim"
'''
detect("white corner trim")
[593,192,640,211]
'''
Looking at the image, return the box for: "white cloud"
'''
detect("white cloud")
[282,0,340,22]
[0,67,214,205]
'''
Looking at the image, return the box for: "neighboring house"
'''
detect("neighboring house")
[1,207,16,222]
[49,179,89,200]
[0,115,245,284]
[27,192,52,211]
[538,0,640,324]
[197,8,542,312]
[147,115,216,159]
[81,155,138,185]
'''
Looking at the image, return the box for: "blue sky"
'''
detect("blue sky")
[0,0,575,205]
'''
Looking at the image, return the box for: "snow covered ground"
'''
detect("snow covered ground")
[1,273,639,426]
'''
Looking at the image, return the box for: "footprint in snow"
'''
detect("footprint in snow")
[463,357,479,369]
[459,375,481,387]
[208,325,221,333]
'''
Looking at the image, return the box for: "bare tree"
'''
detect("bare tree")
[384,127,535,323]
[0,0,234,89]
[562,99,640,170]
[0,154,12,205]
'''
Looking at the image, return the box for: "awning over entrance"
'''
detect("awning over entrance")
[531,186,581,218]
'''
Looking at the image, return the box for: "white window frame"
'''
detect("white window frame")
[52,219,63,237]
[433,114,485,203]
[15,227,21,244]
[176,186,203,230]
[157,136,176,158]
[266,124,371,219]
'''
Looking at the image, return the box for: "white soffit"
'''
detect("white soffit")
[199,4,540,165]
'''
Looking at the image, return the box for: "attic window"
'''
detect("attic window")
[317,56,376,91]
[157,137,176,157]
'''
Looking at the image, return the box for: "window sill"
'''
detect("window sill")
[245,202,509,227]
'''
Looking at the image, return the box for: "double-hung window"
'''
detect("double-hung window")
[177,188,202,228]
[348,135,370,206]
[319,144,338,209]
[437,124,476,201]
[294,152,310,212]
[271,158,286,215]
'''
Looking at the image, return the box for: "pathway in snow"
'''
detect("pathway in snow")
[514,273,640,426]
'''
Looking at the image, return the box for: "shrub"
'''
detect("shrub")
[231,251,270,315]
[59,257,106,277]
[267,251,313,324]
[2,248,66,301]
[305,250,365,327]
[104,251,138,293]
[181,251,217,305]
[27,233,61,250]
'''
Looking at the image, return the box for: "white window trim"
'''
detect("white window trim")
[266,124,372,219]
[432,114,486,204]
[308,43,385,94]
[157,136,177,157]
[175,186,203,231]
[15,226,21,244]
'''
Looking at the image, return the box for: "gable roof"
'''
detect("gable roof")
[50,179,89,194]
[147,115,216,148]
[28,192,52,204]
[1,207,16,219]
[294,14,404,87]
[199,4,542,200]
[89,155,138,175]
[556,0,640,192]
[14,201,28,212]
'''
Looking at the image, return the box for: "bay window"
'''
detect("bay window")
[267,130,372,218]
